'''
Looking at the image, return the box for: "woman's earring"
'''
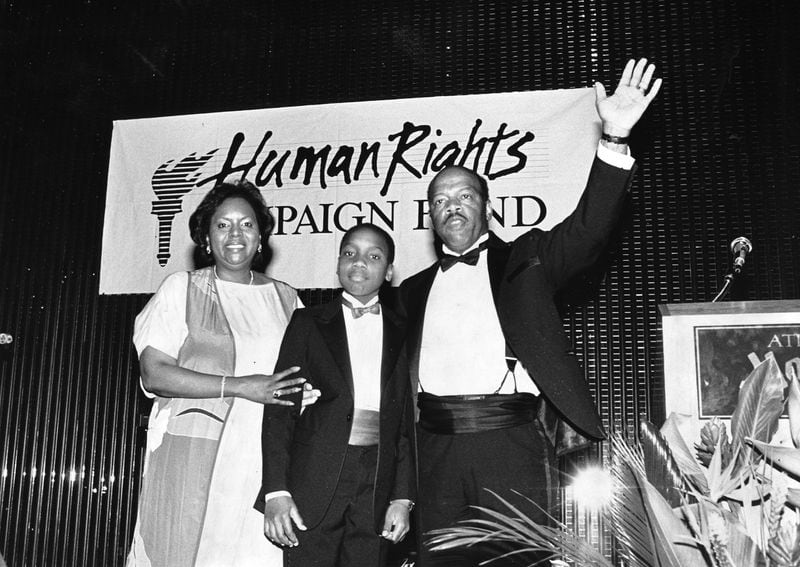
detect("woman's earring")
[205,244,211,255]
[258,243,263,254]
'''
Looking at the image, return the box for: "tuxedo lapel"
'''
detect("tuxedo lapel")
[405,264,439,394]
[316,298,354,398]
[380,309,404,393]
[486,231,512,304]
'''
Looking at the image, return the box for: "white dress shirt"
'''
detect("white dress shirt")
[418,145,633,396]
[419,234,540,396]
[341,291,383,411]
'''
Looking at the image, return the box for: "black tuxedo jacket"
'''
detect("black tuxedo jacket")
[398,157,635,452]
[255,294,414,532]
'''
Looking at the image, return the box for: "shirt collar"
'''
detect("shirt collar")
[442,232,490,257]
[341,291,379,308]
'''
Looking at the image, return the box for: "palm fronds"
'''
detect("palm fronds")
[607,433,708,567]
[640,420,686,507]
[426,490,614,567]
[607,433,664,566]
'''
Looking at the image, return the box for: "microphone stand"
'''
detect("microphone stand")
[711,271,736,302]
[712,237,752,302]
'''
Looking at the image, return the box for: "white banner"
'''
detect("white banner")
[101,88,601,294]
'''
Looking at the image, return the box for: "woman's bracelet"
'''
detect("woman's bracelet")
[220,375,227,399]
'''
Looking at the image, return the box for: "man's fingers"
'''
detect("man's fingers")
[301,386,321,398]
[300,387,321,407]
[393,524,408,542]
[380,519,393,539]
[630,57,648,85]
[277,512,297,546]
[381,508,410,543]
[264,513,276,539]
[264,498,304,547]
[265,518,283,546]
[617,58,636,89]
[265,511,296,547]
[594,81,608,103]
[639,63,655,90]
[290,506,307,531]
[382,522,408,543]
[645,77,663,102]
[381,526,394,542]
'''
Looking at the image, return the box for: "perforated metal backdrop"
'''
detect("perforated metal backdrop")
[1,0,799,565]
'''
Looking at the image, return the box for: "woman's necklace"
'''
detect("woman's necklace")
[214,265,253,285]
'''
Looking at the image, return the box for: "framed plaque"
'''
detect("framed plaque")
[660,300,800,448]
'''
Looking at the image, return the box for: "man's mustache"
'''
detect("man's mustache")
[445,212,468,222]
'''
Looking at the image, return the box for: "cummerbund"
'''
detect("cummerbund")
[417,391,539,435]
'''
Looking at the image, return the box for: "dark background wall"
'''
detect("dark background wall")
[1,0,798,565]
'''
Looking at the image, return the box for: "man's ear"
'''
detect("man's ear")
[485,199,493,223]
[385,264,394,282]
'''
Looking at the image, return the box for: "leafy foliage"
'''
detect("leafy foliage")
[426,490,614,566]
[429,355,800,567]
[729,357,786,472]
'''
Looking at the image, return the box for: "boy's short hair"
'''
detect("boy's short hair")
[339,223,395,264]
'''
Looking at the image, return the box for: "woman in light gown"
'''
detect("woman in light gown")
[127,179,319,567]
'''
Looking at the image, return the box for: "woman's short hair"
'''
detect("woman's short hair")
[189,179,275,271]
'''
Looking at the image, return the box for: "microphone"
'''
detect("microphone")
[730,236,752,274]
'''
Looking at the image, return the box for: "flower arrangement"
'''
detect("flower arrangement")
[427,354,800,566]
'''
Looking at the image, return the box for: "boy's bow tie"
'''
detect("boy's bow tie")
[342,298,381,318]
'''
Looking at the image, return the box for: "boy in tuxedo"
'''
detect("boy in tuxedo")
[258,223,414,567]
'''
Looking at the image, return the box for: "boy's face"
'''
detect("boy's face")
[337,228,393,303]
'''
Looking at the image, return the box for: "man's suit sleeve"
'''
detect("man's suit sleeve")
[514,156,635,290]
[390,346,416,503]
[255,309,308,511]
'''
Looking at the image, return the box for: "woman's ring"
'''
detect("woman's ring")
[273,390,282,399]
[636,85,645,92]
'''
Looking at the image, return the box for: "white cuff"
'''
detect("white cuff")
[597,141,635,170]
[264,490,292,503]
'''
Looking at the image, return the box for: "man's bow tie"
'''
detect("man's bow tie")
[342,298,381,318]
[440,242,488,272]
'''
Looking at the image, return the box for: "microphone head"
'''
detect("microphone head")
[730,236,752,254]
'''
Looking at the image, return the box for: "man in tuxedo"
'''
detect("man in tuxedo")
[398,58,662,565]
[258,223,415,567]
